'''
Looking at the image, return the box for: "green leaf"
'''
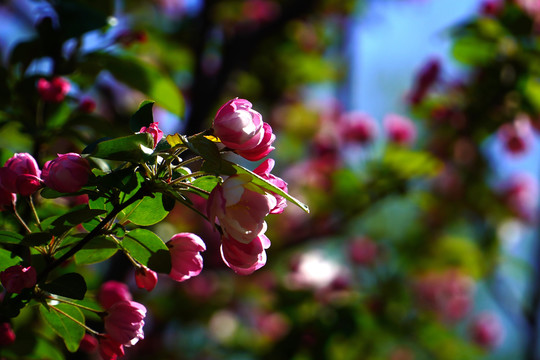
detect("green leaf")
[524,77,540,112]
[41,273,87,300]
[0,248,23,271]
[39,303,85,352]
[46,102,72,129]
[123,228,171,273]
[130,100,155,133]
[83,133,154,162]
[0,231,23,245]
[186,134,222,170]
[83,52,184,116]
[226,161,310,213]
[40,187,86,199]
[74,236,118,265]
[119,192,169,226]
[451,35,497,65]
[382,147,442,178]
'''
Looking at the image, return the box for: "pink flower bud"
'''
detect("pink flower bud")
[502,172,538,223]
[79,334,98,353]
[98,280,132,310]
[208,174,276,244]
[3,153,42,195]
[139,122,164,149]
[135,266,158,291]
[0,322,15,346]
[408,58,440,105]
[236,122,276,161]
[220,233,270,275]
[348,237,378,266]
[0,174,16,211]
[497,116,533,156]
[0,265,37,293]
[339,112,378,145]
[167,232,206,282]
[104,300,146,346]
[383,114,417,146]
[253,158,288,214]
[470,312,504,349]
[480,1,503,16]
[42,153,90,193]
[99,335,125,360]
[213,98,265,151]
[79,97,96,113]
[37,77,70,103]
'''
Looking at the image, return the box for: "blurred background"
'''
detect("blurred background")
[3,0,540,358]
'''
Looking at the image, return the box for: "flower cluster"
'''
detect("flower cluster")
[0,152,90,208]
[94,281,147,359]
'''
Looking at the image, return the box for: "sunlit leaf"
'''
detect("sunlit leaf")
[83,133,154,162]
[122,228,171,273]
[74,236,118,265]
[0,248,22,271]
[119,192,169,226]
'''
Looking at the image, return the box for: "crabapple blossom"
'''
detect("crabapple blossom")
[0,322,15,346]
[103,300,146,346]
[78,97,96,113]
[253,158,288,214]
[213,98,275,158]
[42,153,90,193]
[208,174,276,244]
[139,122,164,149]
[414,270,474,322]
[0,265,37,294]
[497,116,533,156]
[383,114,417,146]
[348,237,378,266]
[0,182,16,210]
[470,312,504,349]
[98,280,132,310]
[3,153,42,195]
[408,58,440,105]
[167,232,206,282]
[501,172,539,222]
[135,266,158,291]
[220,234,270,275]
[99,335,125,360]
[236,122,276,161]
[339,112,378,145]
[37,77,70,103]
[79,334,98,353]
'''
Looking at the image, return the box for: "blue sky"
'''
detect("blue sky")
[350,0,483,118]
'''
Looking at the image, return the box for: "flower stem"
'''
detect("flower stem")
[28,196,43,231]
[169,171,206,185]
[47,295,103,314]
[11,203,31,234]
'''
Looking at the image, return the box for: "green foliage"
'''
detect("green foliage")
[122,228,171,273]
[39,303,85,352]
[81,52,184,116]
[83,133,154,162]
